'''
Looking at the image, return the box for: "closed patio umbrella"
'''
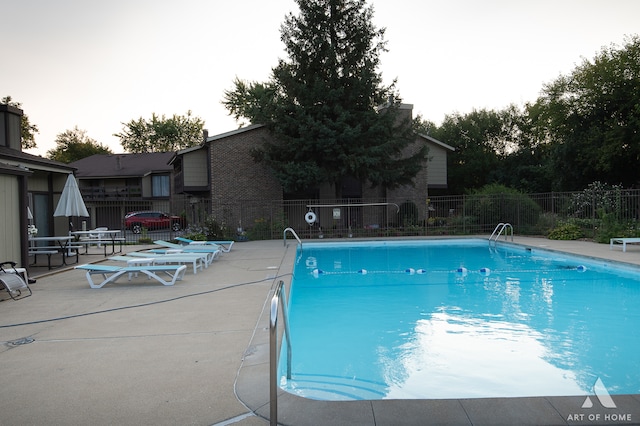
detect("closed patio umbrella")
[54,173,89,231]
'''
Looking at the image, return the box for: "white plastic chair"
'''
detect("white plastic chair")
[90,227,108,248]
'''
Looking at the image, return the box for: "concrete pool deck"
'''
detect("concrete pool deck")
[1,236,639,425]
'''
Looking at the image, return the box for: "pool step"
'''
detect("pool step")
[281,373,387,401]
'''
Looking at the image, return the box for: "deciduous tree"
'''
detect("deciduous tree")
[432,109,506,194]
[46,126,112,163]
[115,111,204,153]
[533,35,640,190]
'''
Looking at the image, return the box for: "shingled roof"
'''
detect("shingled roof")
[70,152,174,179]
[0,145,76,173]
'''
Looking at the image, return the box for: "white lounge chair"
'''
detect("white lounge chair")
[175,237,234,253]
[154,240,222,254]
[75,264,187,288]
[144,248,219,264]
[111,252,209,274]
[107,256,155,279]
[610,237,640,252]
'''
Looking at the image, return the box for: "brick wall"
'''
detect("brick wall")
[209,126,283,202]
[208,126,283,230]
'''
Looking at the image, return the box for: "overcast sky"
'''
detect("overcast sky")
[2,0,639,157]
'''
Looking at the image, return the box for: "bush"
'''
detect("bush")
[465,184,541,231]
[245,212,288,241]
[183,215,229,241]
[536,212,560,235]
[594,212,640,243]
[203,216,226,240]
[570,181,625,219]
[548,222,583,240]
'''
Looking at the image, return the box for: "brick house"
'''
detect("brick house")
[171,104,453,233]
[69,152,179,230]
[169,124,282,231]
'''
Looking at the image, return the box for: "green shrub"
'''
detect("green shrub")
[203,216,226,240]
[183,215,230,241]
[245,212,289,241]
[548,222,583,240]
[536,212,559,235]
[594,211,640,243]
[570,181,625,219]
[182,231,207,241]
[465,184,541,231]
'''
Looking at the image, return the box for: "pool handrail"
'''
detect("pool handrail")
[283,227,302,247]
[306,201,400,213]
[270,280,292,426]
[489,222,513,242]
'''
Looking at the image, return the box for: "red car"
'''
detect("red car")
[124,211,185,234]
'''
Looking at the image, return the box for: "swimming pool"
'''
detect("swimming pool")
[279,239,640,401]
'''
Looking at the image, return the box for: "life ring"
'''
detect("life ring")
[305,211,317,224]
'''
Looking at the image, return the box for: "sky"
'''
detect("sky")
[2,0,639,157]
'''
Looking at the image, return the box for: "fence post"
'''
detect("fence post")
[462,195,466,234]
[592,190,596,237]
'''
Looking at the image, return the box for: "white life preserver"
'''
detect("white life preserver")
[305,211,317,224]
[306,257,317,268]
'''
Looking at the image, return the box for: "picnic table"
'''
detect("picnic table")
[70,229,124,256]
[28,236,76,269]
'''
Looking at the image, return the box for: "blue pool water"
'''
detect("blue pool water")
[279,239,640,400]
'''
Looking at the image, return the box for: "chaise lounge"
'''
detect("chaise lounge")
[175,237,234,253]
[75,264,187,288]
[154,240,224,255]
[110,252,210,274]
[610,237,640,252]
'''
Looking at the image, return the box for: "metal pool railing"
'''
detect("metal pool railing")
[270,280,292,426]
[283,227,302,247]
[489,222,513,242]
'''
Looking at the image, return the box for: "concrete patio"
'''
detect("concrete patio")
[1,236,639,425]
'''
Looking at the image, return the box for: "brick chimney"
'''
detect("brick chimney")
[0,104,23,150]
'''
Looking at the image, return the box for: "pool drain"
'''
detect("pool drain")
[9,337,35,346]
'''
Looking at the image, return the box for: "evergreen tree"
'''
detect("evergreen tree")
[223,0,427,196]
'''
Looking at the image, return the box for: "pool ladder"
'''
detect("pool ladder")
[489,222,513,242]
[270,280,292,426]
[283,227,302,247]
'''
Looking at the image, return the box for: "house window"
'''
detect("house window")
[152,175,170,197]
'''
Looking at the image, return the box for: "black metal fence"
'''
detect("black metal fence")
[84,189,640,243]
